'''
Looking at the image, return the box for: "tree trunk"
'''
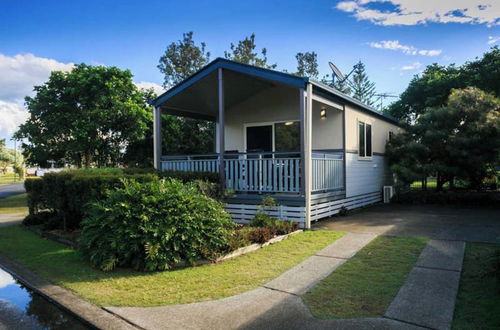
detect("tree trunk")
[422,177,427,191]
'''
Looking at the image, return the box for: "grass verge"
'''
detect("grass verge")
[452,242,500,329]
[0,173,21,186]
[0,193,28,215]
[0,225,344,307]
[302,236,427,319]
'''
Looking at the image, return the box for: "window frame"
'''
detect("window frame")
[243,120,300,154]
[357,119,373,161]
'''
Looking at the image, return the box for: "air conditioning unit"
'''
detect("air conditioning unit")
[383,186,393,203]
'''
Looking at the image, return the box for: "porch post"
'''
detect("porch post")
[217,68,225,186]
[153,106,162,170]
[300,84,313,229]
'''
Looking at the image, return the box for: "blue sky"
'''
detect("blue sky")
[0,0,499,147]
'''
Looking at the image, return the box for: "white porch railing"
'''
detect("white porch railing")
[161,151,343,194]
[311,153,344,192]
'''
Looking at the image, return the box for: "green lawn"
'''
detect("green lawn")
[0,193,28,215]
[0,173,22,186]
[302,236,427,319]
[0,225,344,307]
[452,242,500,330]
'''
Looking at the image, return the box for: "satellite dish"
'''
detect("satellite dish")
[329,61,345,81]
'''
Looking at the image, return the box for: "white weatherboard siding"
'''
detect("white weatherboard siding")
[345,153,387,198]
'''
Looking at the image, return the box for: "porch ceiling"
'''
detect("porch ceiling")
[158,69,288,121]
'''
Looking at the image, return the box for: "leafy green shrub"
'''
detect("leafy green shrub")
[24,168,222,230]
[24,171,157,230]
[250,196,280,227]
[249,197,299,235]
[79,179,234,271]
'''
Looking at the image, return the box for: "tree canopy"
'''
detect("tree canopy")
[15,64,150,168]
[295,52,319,79]
[158,32,211,88]
[224,33,276,69]
[387,87,500,190]
[386,46,500,123]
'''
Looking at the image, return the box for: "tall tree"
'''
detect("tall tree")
[386,47,500,123]
[295,52,318,79]
[158,32,211,88]
[14,64,150,168]
[387,87,500,190]
[348,61,376,106]
[224,34,276,69]
[157,32,215,156]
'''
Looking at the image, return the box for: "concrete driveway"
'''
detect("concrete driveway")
[313,203,500,243]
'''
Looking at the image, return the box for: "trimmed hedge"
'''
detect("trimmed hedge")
[392,190,500,206]
[24,168,221,230]
[123,168,220,183]
[24,171,157,230]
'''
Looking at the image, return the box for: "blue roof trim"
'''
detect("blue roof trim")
[154,58,308,107]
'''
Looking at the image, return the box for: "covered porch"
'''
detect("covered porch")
[153,58,346,219]
[161,151,344,194]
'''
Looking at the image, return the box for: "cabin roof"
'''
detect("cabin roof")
[153,57,400,125]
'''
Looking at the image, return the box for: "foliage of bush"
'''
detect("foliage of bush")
[24,170,157,230]
[24,168,222,230]
[122,168,220,183]
[392,190,500,206]
[249,197,299,234]
[79,179,234,271]
[22,211,58,227]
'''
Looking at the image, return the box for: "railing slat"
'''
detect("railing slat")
[160,152,344,194]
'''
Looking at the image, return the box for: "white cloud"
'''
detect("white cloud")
[0,53,74,103]
[336,0,500,26]
[0,101,29,137]
[0,53,164,145]
[488,36,500,44]
[135,81,165,96]
[0,53,74,143]
[368,40,442,56]
[400,62,423,70]
[0,270,15,289]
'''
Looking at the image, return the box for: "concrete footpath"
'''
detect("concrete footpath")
[385,240,465,330]
[105,233,390,330]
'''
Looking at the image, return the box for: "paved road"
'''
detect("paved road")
[0,183,25,199]
[313,203,500,243]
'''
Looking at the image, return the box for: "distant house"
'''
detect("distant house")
[152,58,401,228]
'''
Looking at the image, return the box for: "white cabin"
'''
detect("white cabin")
[152,58,401,228]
